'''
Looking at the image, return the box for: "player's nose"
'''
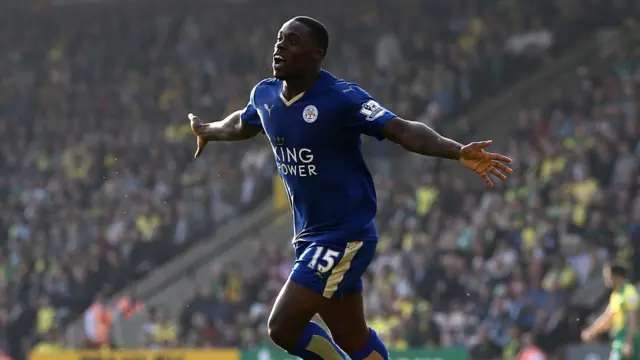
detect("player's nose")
[275,39,286,51]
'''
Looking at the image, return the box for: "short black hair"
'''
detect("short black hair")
[292,16,329,58]
[607,260,629,279]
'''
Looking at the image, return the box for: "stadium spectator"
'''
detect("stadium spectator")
[516,333,548,360]
[147,308,178,349]
[83,293,112,349]
[469,325,503,360]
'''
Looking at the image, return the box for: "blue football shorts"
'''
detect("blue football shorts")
[288,240,376,299]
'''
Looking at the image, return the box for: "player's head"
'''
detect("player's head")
[273,16,328,80]
[603,260,628,287]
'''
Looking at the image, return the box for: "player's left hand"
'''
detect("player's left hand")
[189,113,208,158]
[459,140,513,188]
[622,342,632,356]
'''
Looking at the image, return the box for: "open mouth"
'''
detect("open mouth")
[273,54,285,65]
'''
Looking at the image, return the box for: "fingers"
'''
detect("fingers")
[190,113,207,158]
[194,136,206,158]
[467,140,493,149]
[477,160,513,188]
[188,113,200,125]
[487,152,513,163]
[189,113,206,134]
[490,167,507,181]
[479,169,507,188]
[492,161,513,174]
[480,173,494,188]
[194,138,201,158]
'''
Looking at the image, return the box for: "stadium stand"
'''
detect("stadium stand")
[0,0,637,360]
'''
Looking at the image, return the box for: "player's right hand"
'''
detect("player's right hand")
[189,113,207,158]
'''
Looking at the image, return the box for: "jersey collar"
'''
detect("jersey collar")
[279,87,305,106]
[279,70,335,106]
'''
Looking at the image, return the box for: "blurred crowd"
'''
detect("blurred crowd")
[1,0,636,359]
[1,1,282,359]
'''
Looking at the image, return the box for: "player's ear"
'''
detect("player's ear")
[313,48,324,61]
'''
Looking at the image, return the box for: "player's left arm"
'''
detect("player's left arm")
[380,116,462,159]
[381,117,513,187]
[342,84,512,187]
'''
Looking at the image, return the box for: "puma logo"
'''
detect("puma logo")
[264,104,274,117]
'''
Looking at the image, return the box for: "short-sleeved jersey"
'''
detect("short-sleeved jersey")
[240,70,396,245]
[609,282,639,335]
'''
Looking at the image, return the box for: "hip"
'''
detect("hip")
[293,219,378,244]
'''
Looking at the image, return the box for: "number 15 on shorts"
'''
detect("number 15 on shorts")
[291,241,368,299]
[308,246,340,273]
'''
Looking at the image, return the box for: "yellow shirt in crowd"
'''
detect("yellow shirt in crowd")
[542,267,575,290]
[416,186,438,216]
[135,215,161,241]
[164,124,192,142]
[37,307,55,335]
[566,178,598,226]
[539,156,567,184]
[61,148,92,180]
[153,322,177,344]
[31,342,61,355]
[458,18,484,52]
[521,227,536,250]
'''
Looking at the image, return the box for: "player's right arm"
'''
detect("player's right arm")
[581,305,613,342]
[190,111,262,156]
[189,85,264,158]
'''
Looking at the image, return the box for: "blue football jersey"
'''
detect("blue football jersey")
[240,70,396,245]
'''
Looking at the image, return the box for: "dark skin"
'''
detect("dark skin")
[190,18,513,354]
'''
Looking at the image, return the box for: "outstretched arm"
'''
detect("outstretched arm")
[189,112,262,157]
[380,117,513,187]
[381,117,462,159]
[190,112,262,141]
[338,84,512,187]
[190,82,265,158]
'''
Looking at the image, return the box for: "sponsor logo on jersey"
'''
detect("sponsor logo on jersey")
[359,100,386,121]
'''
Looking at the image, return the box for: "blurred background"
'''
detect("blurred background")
[1,0,639,359]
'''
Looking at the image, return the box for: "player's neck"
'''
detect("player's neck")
[282,70,321,100]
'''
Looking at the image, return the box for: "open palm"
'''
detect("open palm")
[459,140,513,188]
